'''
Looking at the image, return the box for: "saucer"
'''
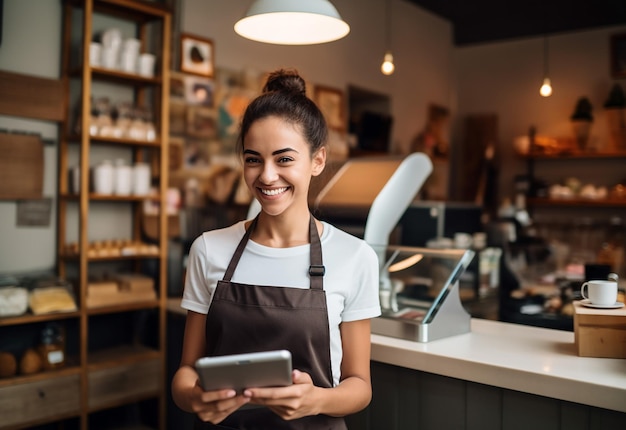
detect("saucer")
[580,299,625,309]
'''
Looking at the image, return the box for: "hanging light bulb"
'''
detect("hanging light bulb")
[381,0,395,75]
[539,36,552,97]
[540,78,553,97]
[234,0,350,45]
[381,51,395,75]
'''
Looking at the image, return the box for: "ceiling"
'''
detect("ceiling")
[405,0,626,45]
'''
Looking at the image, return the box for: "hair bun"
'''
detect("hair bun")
[263,69,306,96]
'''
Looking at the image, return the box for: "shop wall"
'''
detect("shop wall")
[180,0,454,154]
[0,0,453,272]
[453,25,626,205]
[0,0,61,272]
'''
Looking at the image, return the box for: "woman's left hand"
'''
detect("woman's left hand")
[244,369,322,421]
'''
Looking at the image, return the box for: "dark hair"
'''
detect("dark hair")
[237,69,328,157]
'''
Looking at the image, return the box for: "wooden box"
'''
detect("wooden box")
[88,358,161,410]
[0,373,80,427]
[573,301,626,358]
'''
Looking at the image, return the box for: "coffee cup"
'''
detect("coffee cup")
[581,280,618,306]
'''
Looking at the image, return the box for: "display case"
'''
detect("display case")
[371,245,475,342]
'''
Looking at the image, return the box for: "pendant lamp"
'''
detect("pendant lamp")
[539,36,552,97]
[234,0,350,45]
[380,0,395,75]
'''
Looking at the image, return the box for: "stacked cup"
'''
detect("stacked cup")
[120,38,140,74]
[101,28,122,69]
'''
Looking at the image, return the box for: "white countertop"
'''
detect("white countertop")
[371,318,626,413]
[167,299,625,412]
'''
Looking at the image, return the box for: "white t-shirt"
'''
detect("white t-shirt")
[182,220,381,386]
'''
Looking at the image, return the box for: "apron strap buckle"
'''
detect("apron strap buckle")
[309,265,325,277]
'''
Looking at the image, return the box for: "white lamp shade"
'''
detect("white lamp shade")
[234,0,350,45]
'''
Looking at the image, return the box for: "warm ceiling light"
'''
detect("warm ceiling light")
[540,77,553,97]
[380,0,395,75]
[539,36,552,97]
[234,0,350,45]
[381,51,395,75]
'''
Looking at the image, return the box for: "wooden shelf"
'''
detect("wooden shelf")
[60,252,161,261]
[528,197,626,208]
[61,193,158,202]
[87,345,160,369]
[86,299,160,315]
[0,310,81,327]
[523,150,626,160]
[67,134,162,147]
[0,365,82,388]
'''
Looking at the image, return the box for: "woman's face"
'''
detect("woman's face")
[242,116,325,217]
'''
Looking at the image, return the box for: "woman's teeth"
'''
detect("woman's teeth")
[261,187,287,196]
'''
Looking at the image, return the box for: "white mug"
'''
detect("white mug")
[132,163,151,196]
[114,159,132,196]
[137,53,156,77]
[89,42,102,67]
[581,280,618,306]
[93,160,114,195]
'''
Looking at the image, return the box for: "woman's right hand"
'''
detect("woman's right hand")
[190,380,251,424]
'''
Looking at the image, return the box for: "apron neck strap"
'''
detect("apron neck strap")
[222,215,325,290]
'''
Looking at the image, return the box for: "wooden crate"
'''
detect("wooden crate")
[573,301,626,358]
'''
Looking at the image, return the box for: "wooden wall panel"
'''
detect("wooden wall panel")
[0,70,64,122]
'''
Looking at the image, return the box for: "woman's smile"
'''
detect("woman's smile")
[259,186,289,197]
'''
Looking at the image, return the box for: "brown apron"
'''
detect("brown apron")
[195,215,347,430]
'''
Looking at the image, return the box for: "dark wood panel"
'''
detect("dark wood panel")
[0,70,64,122]
[467,382,502,430]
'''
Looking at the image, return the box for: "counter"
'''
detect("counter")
[371,318,626,413]
[167,299,626,421]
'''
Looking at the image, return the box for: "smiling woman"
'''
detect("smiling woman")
[171,69,381,429]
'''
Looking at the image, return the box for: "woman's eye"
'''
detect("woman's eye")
[244,157,260,164]
[278,156,294,163]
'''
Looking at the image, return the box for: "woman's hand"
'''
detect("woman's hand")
[189,380,251,424]
[244,369,322,421]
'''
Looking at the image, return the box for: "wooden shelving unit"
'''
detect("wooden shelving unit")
[524,149,626,211]
[0,1,171,429]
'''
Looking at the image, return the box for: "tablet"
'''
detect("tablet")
[195,349,292,393]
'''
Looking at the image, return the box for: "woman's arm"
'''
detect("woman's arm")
[319,318,373,415]
[171,311,250,421]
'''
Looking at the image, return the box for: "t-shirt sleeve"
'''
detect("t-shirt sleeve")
[180,234,212,314]
[341,241,381,322]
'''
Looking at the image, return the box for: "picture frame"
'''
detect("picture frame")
[180,34,214,78]
[610,32,626,79]
[184,75,214,106]
[314,85,345,132]
[186,106,218,139]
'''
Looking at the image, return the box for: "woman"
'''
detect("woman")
[172,69,381,429]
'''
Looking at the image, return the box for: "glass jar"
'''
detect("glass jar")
[38,323,65,370]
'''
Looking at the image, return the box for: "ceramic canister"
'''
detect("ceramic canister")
[93,160,114,194]
[114,159,132,196]
[132,162,151,195]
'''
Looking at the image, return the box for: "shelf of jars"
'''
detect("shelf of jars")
[528,197,626,208]
[523,149,626,160]
[67,134,162,147]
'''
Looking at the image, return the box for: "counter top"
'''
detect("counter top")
[372,318,626,413]
[167,299,625,412]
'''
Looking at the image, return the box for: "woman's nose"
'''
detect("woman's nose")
[259,162,278,183]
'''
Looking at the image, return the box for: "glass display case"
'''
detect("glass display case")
[371,245,475,342]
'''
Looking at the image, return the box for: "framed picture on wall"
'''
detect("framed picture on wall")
[314,85,345,132]
[180,34,214,78]
[610,32,626,79]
